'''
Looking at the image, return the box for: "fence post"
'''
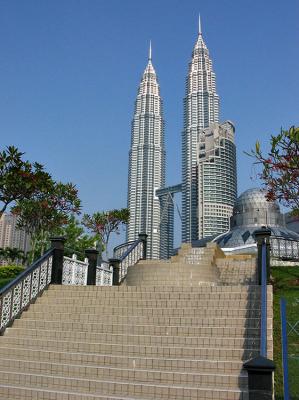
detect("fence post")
[109,258,121,285]
[244,227,275,400]
[50,237,66,284]
[138,233,148,260]
[85,249,99,285]
[243,356,275,400]
[253,227,271,284]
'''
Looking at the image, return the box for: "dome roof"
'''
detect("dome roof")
[213,187,299,250]
[233,188,280,215]
[231,188,283,228]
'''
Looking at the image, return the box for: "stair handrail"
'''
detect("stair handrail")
[113,240,137,259]
[118,239,144,281]
[0,248,53,333]
[110,233,147,284]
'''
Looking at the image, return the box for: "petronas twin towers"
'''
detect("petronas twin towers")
[127,18,236,259]
[127,44,165,258]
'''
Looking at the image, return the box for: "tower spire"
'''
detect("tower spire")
[198,13,202,35]
[149,40,152,61]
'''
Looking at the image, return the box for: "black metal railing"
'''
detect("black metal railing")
[0,249,53,333]
[110,234,147,284]
[0,237,66,333]
[113,241,137,259]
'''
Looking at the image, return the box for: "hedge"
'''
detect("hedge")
[0,265,24,280]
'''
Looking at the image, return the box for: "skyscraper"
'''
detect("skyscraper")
[197,121,237,238]
[0,213,31,265]
[182,18,220,242]
[127,44,165,259]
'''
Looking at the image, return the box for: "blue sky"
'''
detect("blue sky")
[1,0,298,250]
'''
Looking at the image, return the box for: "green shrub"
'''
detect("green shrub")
[0,265,24,280]
[0,277,16,289]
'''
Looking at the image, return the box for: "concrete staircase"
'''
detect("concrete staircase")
[0,244,273,400]
[126,243,220,286]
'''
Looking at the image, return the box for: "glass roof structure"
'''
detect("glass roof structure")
[214,188,299,250]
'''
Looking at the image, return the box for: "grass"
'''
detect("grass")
[272,266,299,400]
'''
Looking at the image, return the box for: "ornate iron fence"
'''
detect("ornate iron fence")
[119,239,145,281]
[111,234,147,284]
[0,249,53,333]
[270,237,299,261]
[62,255,113,286]
[113,241,136,259]
[96,262,113,286]
[62,254,88,285]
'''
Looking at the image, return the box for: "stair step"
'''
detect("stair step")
[47,285,262,292]
[128,264,214,268]
[4,328,262,348]
[43,286,268,299]
[41,291,264,301]
[26,305,263,318]
[125,281,218,286]
[36,297,262,308]
[0,370,249,399]
[0,337,259,359]
[0,359,248,388]
[11,320,264,337]
[125,270,217,275]
[0,347,245,373]
[0,383,167,400]
[14,315,269,328]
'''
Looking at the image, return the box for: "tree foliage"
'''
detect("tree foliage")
[53,215,98,260]
[82,208,129,257]
[13,182,81,235]
[248,126,299,214]
[0,247,26,264]
[13,181,81,261]
[0,146,52,217]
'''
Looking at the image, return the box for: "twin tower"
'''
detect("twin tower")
[127,20,237,259]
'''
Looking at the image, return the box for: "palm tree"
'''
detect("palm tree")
[0,247,25,265]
